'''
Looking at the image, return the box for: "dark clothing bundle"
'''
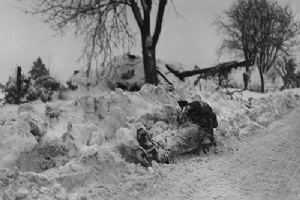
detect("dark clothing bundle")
[136,100,218,167]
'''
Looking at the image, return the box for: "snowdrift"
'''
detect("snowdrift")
[1,56,300,199]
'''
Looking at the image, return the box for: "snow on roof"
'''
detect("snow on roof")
[67,54,194,89]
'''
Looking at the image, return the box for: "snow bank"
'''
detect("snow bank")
[0,119,37,169]
[2,82,299,171]
[0,168,68,200]
[1,60,300,199]
[213,89,300,152]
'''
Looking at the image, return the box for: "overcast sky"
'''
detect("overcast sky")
[0,0,300,83]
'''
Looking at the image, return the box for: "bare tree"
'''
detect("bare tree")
[26,0,168,85]
[274,56,298,89]
[217,0,300,92]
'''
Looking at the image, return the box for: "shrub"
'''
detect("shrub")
[27,58,61,102]
[66,80,78,90]
[293,72,300,88]
[25,85,39,102]
[4,63,61,104]
[4,74,32,104]
[39,88,52,102]
[35,75,60,91]
[34,75,60,102]
[29,57,49,80]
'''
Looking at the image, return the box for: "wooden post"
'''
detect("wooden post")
[16,66,22,104]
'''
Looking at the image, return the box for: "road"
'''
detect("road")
[140,107,300,200]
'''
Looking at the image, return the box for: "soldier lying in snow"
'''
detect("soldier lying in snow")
[136,100,218,167]
[178,100,218,148]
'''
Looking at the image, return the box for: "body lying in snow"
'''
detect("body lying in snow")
[136,100,218,167]
[178,100,218,129]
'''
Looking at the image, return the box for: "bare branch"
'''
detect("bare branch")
[26,0,169,85]
[130,0,144,29]
[170,0,184,20]
[28,0,136,76]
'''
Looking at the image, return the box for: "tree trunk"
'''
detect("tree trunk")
[142,36,158,85]
[243,67,250,90]
[282,78,287,89]
[131,0,167,86]
[258,66,265,93]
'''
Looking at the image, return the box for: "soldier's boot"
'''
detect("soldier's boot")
[136,147,152,167]
[202,137,212,154]
[136,128,160,166]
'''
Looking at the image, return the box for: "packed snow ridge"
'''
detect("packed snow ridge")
[1,55,300,199]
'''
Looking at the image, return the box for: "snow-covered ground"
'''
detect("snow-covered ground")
[136,107,300,200]
[0,89,4,105]
[0,57,300,199]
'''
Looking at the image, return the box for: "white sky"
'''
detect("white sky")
[0,0,300,83]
